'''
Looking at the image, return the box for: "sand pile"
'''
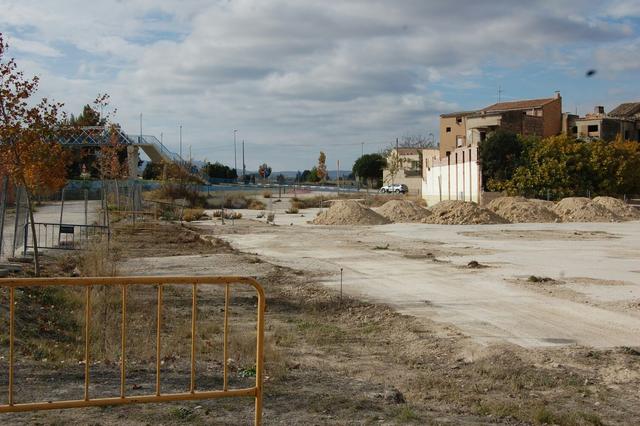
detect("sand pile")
[423,200,509,225]
[592,196,640,220]
[312,200,391,225]
[487,196,559,223]
[376,200,432,223]
[553,197,619,222]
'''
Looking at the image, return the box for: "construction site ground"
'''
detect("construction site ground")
[211,206,640,348]
[2,194,640,424]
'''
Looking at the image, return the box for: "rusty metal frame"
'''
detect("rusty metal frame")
[0,276,265,425]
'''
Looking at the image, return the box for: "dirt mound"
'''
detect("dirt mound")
[592,196,640,220]
[375,200,432,223]
[423,200,509,225]
[553,197,619,222]
[312,200,391,225]
[487,196,559,223]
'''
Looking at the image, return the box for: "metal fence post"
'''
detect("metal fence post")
[0,176,8,257]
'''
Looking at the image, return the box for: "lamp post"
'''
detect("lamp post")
[233,129,238,178]
[179,125,183,163]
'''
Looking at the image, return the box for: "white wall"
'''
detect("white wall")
[422,147,481,206]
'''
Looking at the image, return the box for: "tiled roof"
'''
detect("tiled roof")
[482,97,556,112]
[440,110,479,118]
[608,102,640,118]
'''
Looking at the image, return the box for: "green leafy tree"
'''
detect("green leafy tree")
[499,135,592,199]
[478,130,524,190]
[353,153,386,188]
[204,162,237,180]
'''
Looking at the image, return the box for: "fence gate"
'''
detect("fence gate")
[0,276,266,425]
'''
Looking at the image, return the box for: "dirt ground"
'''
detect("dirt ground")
[2,217,640,425]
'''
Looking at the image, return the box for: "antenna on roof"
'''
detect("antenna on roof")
[497,85,503,103]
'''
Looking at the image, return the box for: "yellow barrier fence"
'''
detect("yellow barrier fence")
[0,276,265,425]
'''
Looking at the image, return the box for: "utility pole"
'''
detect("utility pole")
[179,125,183,162]
[139,113,142,143]
[497,85,503,103]
[189,145,192,164]
[233,129,238,178]
[361,142,364,157]
[242,140,246,181]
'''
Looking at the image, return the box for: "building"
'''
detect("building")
[574,103,640,142]
[438,92,562,158]
[423,93,563,205]
[382,147,429,195]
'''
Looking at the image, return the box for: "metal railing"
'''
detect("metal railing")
[0,276,266,425]
[23,222,110,254]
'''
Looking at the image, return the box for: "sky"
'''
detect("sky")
[1,0,639,171]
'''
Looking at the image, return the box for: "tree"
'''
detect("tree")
[398,133,437,148]
[478,130,525,190]
[204,162,237,180]
[353,153,386,188]
[142,162,163,180]
[0,34,71,275]
[66,103,109,178]
[498,135,592,199]
[276,173,286,184]
[382,147,403,184]
[317,151,327,182]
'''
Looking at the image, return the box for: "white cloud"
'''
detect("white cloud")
[6,36,61,57]
[1,0,638,169]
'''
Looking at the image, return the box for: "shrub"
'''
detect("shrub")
[285,206,299,214]
[182,208,205,222]
[262,190,272,198]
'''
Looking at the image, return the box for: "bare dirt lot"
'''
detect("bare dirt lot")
[2,206,640,424]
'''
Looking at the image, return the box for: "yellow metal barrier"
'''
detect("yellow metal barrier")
[0,276,266,425]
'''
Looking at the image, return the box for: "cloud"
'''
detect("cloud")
[1,0,638,169]
[6,36,61,57]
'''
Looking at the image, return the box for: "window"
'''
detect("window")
[456,117,462,124]
[571,126,577,134]
[446,127,451,133]
[587,124,599,133]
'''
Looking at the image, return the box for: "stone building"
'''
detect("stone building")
[575,103,640,142]
[438,92,562,158]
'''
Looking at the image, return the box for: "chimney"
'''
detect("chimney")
[594,106,605,115]
[554,91,561,99]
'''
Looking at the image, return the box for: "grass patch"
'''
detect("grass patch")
[296,319,345,345]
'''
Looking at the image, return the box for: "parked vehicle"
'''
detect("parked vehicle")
[379,184,408,194]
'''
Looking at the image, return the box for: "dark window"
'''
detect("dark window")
[456,117,462,124]
[446,127,451,133]
[571,126,577,134]
[587,124,599,132]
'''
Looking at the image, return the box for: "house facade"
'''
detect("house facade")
[574,104,640,142]
[438,92,562,159]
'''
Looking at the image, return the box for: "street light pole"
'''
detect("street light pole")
[179,125,183,162]
[233,129,238,177]
[139,113,142,143]
[361,142,364,157]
